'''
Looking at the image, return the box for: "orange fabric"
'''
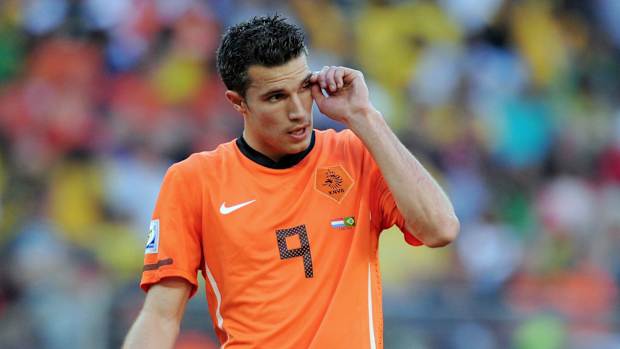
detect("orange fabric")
[141,129,422,348]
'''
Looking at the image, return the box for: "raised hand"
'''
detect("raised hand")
[310,66,377,127]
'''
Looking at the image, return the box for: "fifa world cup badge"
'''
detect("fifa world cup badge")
[145,219,160,254]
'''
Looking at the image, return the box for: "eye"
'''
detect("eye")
[268,93,284,102]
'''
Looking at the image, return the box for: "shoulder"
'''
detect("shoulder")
[316,128,367,162]
[316,128,364,150]
[168,138,238,178]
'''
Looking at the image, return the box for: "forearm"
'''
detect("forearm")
[310,65,459,245]
[123,309,182,349]
[348,109,459,247]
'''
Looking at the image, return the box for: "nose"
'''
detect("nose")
[288,93,306,121]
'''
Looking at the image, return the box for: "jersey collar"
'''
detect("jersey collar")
[236,130,316,169]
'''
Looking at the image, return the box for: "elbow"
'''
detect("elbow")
[419,214,460,248]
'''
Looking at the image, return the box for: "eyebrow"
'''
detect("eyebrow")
[301,72,313,86]
[260,73,314,98]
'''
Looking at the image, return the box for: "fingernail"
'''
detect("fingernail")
[330,84,336,90]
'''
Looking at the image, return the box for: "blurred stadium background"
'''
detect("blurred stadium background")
[1,0,620,348]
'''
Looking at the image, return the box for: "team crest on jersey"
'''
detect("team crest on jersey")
[315,165,353,203]
[145,219,160,254]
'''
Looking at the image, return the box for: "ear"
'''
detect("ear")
[225,90,248,116]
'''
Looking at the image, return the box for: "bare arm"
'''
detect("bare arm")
[123,278,192,349]
[311,67,459,247]
[347,111,459,247]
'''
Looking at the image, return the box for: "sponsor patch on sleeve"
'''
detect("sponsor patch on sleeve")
[145,219,160,254]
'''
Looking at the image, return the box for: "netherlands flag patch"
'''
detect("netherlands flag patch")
[331,216,356,229]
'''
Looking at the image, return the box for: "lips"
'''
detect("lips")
[287,124,309,135]
[287,124,309,141]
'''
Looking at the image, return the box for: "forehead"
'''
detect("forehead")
[246,55,310,93]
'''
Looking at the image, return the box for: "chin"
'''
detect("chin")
[288,143,308,155]
[286,138,307,152]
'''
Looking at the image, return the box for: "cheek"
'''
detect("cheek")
[254,109,283,130]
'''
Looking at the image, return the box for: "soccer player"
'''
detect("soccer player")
[123,15,459,349]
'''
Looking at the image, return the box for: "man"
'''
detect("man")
[124,15,459,349]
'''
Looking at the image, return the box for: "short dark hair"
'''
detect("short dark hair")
[216,15,307,97]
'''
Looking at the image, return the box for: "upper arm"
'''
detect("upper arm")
[359,137,423,247]
[142,277,192,322]
[141,162,203,297]
[123,278,193,349]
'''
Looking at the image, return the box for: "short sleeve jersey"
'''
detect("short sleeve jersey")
[141,129,422,349]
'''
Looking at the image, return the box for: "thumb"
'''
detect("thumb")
[311,83,326,107]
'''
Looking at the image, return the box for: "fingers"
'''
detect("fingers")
[325,67,338,92]
[310,67,370,121]
[313,66,350,94]
[316,66,330,90]
[334,68,345,89]
[311,83,325,105]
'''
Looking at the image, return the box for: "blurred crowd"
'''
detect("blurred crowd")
[1,0,620,348]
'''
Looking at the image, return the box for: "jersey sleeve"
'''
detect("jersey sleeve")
[140,161,203,297]
[370,168,423,246]
[346,131,423,246]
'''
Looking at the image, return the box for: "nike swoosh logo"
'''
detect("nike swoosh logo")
[219,200,256,215]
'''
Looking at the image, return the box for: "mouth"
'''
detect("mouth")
[287,124,310,140]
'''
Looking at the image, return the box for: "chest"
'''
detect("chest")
[202,164,367,277]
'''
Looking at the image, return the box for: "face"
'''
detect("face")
[226,55,314,162]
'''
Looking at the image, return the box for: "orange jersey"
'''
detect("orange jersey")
[141,129,421,348]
